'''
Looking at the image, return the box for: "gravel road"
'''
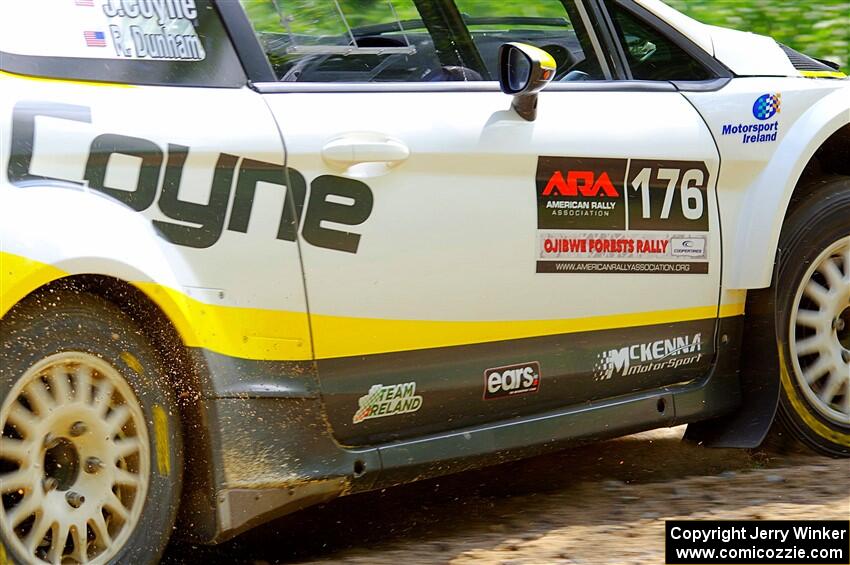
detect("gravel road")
[162,427,850,565]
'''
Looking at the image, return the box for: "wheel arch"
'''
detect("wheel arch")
[689,164,850,449]
[1,271,222,541]
[7,274,199,393]
[0,184,226,539]
[787,123,850,209]
[1,183,212,351]
[724,88,850,290]
[687,95,850,448]
[1,256,213,367]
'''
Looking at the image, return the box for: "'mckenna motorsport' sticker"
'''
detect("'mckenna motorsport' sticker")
[535,156,711,274]
[353,382,423,424]
[594,333,703,381]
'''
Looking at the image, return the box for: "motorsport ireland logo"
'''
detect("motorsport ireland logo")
[753,93,781,120]
[352,382,423,424]
[721,92,781,144]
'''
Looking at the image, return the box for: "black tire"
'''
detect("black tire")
[774,177,850,457]
[0,289,183,564]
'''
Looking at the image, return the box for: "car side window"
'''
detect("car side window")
[452,0,607,81]
[240,0,607,83]
[240,0,451,82]
[604,1,711,81]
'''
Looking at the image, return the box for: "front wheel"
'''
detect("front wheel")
[0,290,183,564]
[775,178,850,457]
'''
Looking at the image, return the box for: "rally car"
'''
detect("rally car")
[1,0,848,563]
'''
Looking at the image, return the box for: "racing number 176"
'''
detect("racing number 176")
[626,161,710,231]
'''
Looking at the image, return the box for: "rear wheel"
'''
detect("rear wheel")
[775,178,850,456]
[0,290,183,564]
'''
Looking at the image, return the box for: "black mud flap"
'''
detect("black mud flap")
[684,287,781,448]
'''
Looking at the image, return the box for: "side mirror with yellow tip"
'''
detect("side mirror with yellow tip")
[498,42,557,122]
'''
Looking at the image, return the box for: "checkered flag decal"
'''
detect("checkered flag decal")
[754,93,781,120]
[594,350,616,381]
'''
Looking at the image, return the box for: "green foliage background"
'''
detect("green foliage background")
[667,0,849,72]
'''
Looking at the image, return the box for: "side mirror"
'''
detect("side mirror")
[498,42,557,122]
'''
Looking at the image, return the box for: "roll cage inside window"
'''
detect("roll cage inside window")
[239,0,610,83]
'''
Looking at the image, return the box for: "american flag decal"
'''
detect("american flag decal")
[83,31,106,47]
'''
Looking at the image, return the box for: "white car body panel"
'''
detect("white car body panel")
[0,74,313,360]
[685,78,850,288]
[0,182,185,290]
[0,0,847,357]
[708,26,801,77]
[266,89,721,332]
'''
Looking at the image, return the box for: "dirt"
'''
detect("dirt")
[162,427,850,565]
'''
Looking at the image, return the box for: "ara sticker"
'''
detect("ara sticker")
[534,156,711,274]
[352,382,423,424]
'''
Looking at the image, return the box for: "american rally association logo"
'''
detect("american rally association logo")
[593,333,703,381]
[352,382,423,424]
[535,157,629,232]
[753,93,781,120]
[542,170,620,198]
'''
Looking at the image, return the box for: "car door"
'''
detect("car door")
[242,0,722,447]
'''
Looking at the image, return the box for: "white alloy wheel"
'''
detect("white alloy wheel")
[0,352,150,564]
[789,236,850,426]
